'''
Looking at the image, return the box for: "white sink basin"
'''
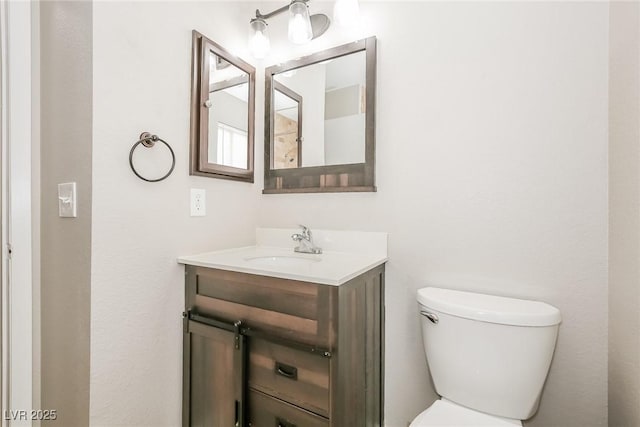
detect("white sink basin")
[244,255,321,268]
[178,229,388,285]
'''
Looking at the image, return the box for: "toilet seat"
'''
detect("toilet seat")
[410,399,522,427]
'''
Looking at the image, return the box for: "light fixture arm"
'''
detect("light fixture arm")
[253,0,309,22]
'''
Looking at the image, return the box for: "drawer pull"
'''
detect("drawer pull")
[275,361,298,380]
[275,417,296,427]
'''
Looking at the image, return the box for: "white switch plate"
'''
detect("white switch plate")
[190,188,206,217]
[58,182,77,218]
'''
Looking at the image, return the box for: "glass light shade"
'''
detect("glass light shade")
[333,0,360,28]
[288,0,313,44]
[249,19,270,59]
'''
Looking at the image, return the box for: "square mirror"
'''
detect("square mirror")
[264,37,376,193]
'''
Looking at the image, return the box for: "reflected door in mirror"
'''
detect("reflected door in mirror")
[273,82,302,169]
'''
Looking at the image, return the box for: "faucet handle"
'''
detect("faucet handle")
[292,225,322,254]
[297,224,311,239]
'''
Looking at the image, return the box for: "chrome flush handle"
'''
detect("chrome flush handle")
[420,310,439,324]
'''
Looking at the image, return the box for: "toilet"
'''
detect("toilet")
[412,287,561,426]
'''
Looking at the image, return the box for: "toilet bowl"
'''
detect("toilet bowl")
[412,287,561,426]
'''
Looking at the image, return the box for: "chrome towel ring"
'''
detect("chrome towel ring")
[129,132,176,182]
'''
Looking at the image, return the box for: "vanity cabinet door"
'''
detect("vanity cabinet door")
[183,320,245,427]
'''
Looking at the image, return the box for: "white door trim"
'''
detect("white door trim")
[0,2,7,423]
[1,2,34,426]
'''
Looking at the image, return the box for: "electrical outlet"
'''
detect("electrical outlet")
[190,188,206,216]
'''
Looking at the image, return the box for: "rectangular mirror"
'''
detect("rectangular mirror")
[190,31,255,182]
[264,37,376,193]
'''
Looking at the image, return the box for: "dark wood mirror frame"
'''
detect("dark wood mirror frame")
[263,37,377,194]
[190,30,256,182]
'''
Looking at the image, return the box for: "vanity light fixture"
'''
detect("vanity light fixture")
[249,18,270,59]
[288,0,313,44]
[249,0,339,59]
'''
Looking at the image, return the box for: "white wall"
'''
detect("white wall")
[324,54,366,165]
[324,113,365,164]
[91,2,260,426]
[257,2,609,426]
[608,1,640,425]
[90,2,610,427]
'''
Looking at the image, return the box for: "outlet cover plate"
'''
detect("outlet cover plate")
[190,188,206,216]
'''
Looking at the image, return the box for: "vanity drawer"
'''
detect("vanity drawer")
[249,337,330,417]
[188,266,335,347]
[248,389,329,427]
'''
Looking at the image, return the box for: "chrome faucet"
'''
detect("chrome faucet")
[291,225,322,254]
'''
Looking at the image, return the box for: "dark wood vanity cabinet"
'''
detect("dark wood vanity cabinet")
[182,264,385,427]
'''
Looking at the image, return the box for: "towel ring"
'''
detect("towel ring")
[129,132,176,182]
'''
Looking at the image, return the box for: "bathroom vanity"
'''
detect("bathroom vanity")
[178,229,387,427]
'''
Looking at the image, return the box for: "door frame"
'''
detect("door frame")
[0,1,35,425]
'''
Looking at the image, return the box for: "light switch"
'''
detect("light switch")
[58,182,77,218]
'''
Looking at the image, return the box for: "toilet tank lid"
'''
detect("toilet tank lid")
[417,287,561,327]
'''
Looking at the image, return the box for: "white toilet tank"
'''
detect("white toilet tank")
[417,287,561,421]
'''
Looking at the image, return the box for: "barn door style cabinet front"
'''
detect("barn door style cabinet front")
[183,318,246,426]
[181,263,385,427]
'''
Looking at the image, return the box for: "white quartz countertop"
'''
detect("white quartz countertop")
[178,228,388,286]
[178,246,387,286]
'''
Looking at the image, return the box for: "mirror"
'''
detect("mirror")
[273,51,365,168]
[190,31,255,182]
[264,37,376,193]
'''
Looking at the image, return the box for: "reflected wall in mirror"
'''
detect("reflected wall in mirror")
[264,37,376,194]
[273,51,365,169]
[190,31,255,182]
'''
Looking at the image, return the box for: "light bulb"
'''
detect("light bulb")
[249,19,270,59]
[333,0,360,28]
[288,0,312,44]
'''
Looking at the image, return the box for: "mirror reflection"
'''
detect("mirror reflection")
[273,82,302,169]
[272,50,366,169]
[207,52,249,169]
